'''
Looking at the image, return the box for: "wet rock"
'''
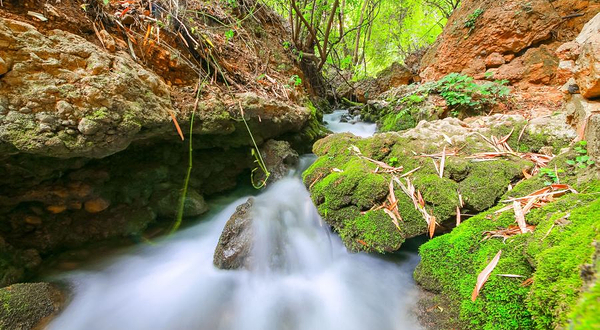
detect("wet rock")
[0,56,8,75]
[258,140,299,184]
[150,188,209,218]
[0,283,66,330]
[214,198,254,270]
[84,197,111,213]
[0,241,41,287]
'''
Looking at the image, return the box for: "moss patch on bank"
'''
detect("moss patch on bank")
[414,171,600,329]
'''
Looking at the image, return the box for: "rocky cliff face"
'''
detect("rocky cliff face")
[0,0,324,286]
[420,0,600,88]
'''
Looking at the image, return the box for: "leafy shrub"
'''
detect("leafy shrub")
[567,141,595,168]
[431,73,510,115]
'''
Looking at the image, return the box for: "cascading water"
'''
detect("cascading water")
[323,109,377,137]
[47,110,423,330]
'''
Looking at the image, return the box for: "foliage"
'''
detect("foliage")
[289,74,303,87]
[464,8,484,33]
[224,29,235,41]
[264,0,454,77]
[432,73,510,114]
[566,141,595,168]
[539,167,564,185]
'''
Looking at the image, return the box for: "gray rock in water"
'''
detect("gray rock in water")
[258,140,299,184]
[150,188,209,218]
[0,282,66,330]
[213,198,254,270]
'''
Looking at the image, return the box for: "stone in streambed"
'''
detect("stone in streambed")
[0,282,66,330]
[213,198,254,270]
[150,188,209,218]
[257,140,299,184]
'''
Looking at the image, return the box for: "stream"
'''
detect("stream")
[46,110,423,330]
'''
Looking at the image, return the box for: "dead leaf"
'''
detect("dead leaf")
[27,11,48,21]
[384,208,402,232]
[439,146,446,178]
[472,250,502,302]
[513,201,528,234]
[417,190,425,208]
[428,216,437,238]
[496,274,525,278]
[167,110,184,141]
[521,278,534,287]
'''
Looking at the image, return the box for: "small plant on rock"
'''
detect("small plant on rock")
[432,73,510,115]
[567,141,595,168]
[464,8,484,33]
[539,167,564,185]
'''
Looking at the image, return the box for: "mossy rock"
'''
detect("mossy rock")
[0,282,66,330]
[303,130,534,253]
[414,175,600,329]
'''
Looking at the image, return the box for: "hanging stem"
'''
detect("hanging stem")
[238,101,270,188]
[170,79,203,236]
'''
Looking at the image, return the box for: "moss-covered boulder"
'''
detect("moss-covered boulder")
[301,116,566,253]
[414,166,600,329]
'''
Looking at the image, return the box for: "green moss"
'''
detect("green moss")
[413,174,459,223]
[459,159,530,211]
[525,196,600,329]
[568,273,600,329]
[88,107,109,120]
[339,209,404,253]
[415,182,600,329]
[395,191,428,237]
[310,158,387,211]
[380,110,416,132]
[490,120,572,154]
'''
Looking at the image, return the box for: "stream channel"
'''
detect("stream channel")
[46,109,425,330]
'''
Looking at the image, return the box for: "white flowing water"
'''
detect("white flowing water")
[47,112,423,330]
[323,109,377,137]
